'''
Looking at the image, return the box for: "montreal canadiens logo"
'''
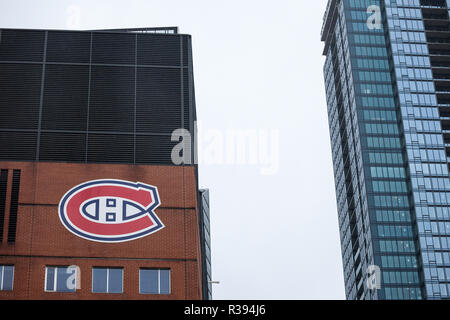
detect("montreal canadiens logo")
[58,179,164,243]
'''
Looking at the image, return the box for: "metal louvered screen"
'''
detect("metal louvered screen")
[92,32,135,65]
[89,66,135,132]
[46,31,91,63]
[0,63,42,130]
[7,170,20,243]
[136,67,181,134]
[182,36,189,67]
[136,135,178,164]
[0,29,45,62]
[0,29,196,165]
[184,71,191,130]
[39,132,86,162]
[0,132,37,161]
[87,134,134,163]
[42,64,90,131]
[137,34,181,66]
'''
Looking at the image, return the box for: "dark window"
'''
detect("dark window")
[7,170,20,243]
[0,170,7,242]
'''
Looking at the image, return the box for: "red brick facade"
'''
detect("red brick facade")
[0,162,203,300]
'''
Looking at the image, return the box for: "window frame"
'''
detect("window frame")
[0,265,14,291]
[91,267,124,294]
[44,266,77,293]
[139,268,171,295]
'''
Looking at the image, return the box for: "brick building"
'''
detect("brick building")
[0,27,211,300]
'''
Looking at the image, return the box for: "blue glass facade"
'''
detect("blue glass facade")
[322,0,450,300]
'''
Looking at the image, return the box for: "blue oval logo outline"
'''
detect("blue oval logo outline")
[58,179,164,243]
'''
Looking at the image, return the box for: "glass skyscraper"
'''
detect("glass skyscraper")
[322,0,450,299]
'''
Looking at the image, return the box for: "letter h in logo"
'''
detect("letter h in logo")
[106,198,117,222]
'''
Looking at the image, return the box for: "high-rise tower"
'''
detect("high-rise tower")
[322,0,450,300]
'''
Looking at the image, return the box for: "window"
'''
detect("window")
[45,266,77,292]
[140,269,170,295]
[0,265,14,291]
[92,267,123,293]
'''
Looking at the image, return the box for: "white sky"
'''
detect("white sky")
[0,0,345,300]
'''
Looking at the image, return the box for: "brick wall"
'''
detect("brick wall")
[0,162,202,300]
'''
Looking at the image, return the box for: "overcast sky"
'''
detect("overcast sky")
[0,0,345,300]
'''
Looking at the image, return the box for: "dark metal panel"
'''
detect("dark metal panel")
[182,35,189,67]
[0,29,197,166]
[136,67,181,134]
[89,66,135,132]
[0,29,45,62]
[0,131,37,161]
[46,31,91,63]
[137,34,180,66]
[39,132,86,162]
[42,64,90,131]
[0,64,42,130]
[135,135,176,165]
[87,134,134,163]
[183,71,190,130]
[92,32,135,65]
